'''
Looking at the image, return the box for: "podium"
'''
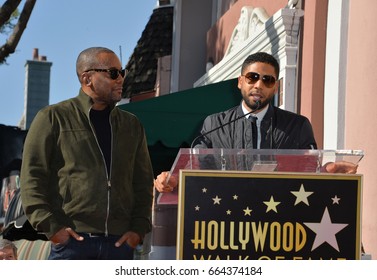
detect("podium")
[152,149,364,260]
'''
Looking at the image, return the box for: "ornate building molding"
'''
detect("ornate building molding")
[224,6,270,56]
[194,8,304,113]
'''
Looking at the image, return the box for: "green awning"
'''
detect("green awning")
[118,79,241,148]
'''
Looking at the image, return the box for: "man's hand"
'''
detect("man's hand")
[324,161,358,174]
[154,171,178,192]
[115,231,141,248]
[49,227,84,245]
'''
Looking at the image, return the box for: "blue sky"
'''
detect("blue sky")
[0,0,157,127]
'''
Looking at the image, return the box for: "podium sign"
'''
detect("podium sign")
[177,170,362,260]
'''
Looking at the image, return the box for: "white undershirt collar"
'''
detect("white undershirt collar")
[241,103,269,126]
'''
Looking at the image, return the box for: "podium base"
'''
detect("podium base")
[149,246,176,260]
[361,253,372,260]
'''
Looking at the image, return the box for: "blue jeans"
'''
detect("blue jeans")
[48,233,134,260]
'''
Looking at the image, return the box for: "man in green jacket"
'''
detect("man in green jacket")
[20,47,154,260]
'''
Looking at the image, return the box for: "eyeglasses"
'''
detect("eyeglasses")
[84,68,126,80]
[241,72,276,88]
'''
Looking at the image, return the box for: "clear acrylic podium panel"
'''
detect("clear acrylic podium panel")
[157,149,364,205]
[169,148,364,175]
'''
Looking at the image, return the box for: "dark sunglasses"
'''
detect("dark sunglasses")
[84,68,126,80]
[241,72,276,88]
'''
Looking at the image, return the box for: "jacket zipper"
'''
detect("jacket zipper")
[106,112,113,237]
[88,107,113,237]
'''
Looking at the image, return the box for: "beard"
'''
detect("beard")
[244,95,274,111]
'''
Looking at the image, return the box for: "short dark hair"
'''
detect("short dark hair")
[76,47,116,81]
[241,52,280,79]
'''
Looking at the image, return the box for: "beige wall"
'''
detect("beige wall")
[346,0,377,258]
[299,0,328,148]
[205,0,377,258]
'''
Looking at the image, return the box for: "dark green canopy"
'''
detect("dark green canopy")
[118,78,241,147]
[118,79,241,176]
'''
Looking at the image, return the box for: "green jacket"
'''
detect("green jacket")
[20,90,154,239]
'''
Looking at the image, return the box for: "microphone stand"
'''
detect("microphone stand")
[189,101,261,170]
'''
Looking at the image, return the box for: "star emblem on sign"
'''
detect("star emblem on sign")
[304,207,348,252]
[291,184,313,206]
[243,207,252,216]
[212,195,221,205]
[263,196,281,213]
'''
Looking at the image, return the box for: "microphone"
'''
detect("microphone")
[190,100,261,149]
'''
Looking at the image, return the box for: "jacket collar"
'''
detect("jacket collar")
[76,89,116,118]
